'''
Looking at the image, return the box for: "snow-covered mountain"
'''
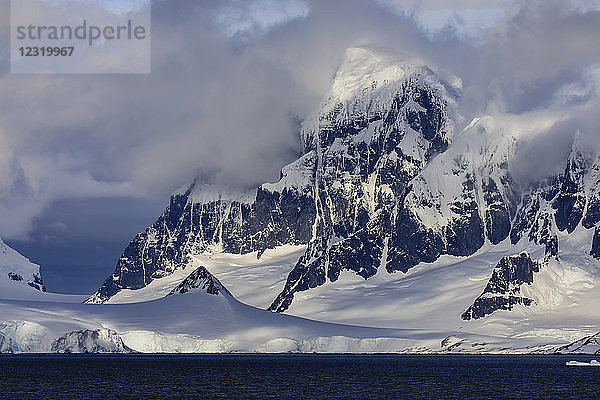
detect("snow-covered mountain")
[0,236,45,296]
[87,47,464,305]
[2,46,600,354]
[0,265,448,353]
[86,46,599,315]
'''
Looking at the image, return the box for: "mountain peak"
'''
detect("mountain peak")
[300,46,462,150]
[330,47,451,102]
[570,130,596,162]
[330,47,411,100]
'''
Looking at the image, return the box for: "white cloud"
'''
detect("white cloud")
[216,0,310,37]
[1,0,600,239]
[377,0,519,37]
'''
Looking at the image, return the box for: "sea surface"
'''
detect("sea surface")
[1,354,599,399]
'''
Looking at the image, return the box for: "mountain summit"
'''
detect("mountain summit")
[86,47,461,305]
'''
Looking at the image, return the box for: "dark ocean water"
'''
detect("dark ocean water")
[0,354,599,399]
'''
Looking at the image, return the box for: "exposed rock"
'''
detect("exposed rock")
[167,266,232,297]
[552,147,588,234]
[441,335,468,351]
[510,134,600,259]
[445,198,485,256]
[7,272,23,281]
[28,273,46,292]
[591,227,600,260]
[483,178,512,245]
[582,159,600,228]
[462,253,542,320]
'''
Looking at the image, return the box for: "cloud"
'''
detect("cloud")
[215,0,310,37]
[378,0,519,38]
[1,0,600,239]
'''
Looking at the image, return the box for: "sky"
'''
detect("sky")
[1,0,600,293]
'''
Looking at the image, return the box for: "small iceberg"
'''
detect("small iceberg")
[566,360,600,366]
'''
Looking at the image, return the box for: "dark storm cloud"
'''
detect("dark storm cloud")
[0,0,599,238]
[487,2,600,186]
[473,2,600,114]
[0,0,317,237]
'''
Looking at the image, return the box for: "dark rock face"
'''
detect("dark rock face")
[28,273,46,292]
[510,194,540,245]
[510,186,557,251]
[483,178,512,245]
[545,236,559,257]
[583,196,600,229]
[386,210,443,273]
[583,162,600,229]
[269,77,457,312]
[167,266,232,297]
[7,272,22,281]
[552,149,588,234]
[462,253,541,320]
[7,271,45,292]
[87,179,316,303]
[445,199,485,257]
[552,332,600,354]
[510,143,598,258]
[591,228,600,259]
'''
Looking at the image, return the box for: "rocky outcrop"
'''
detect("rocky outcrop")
[26,274,45,292]
[462,253,542,320]
[51,329,133,354]
[591,228,600,259]
[167,266,232,297]
[6,272,46,292]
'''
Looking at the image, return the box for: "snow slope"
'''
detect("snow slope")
[0,238,581,354]
[0,237,46,299]
[1,226,598,353]
[0,237,87,303]
[70,226,600,351]
[1,273,590,354]
[0,286,454,353]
